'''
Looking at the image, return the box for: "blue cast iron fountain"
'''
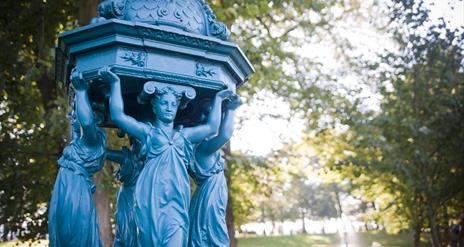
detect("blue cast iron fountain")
[50,1,254,246]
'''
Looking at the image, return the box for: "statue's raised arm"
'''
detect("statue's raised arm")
[196,94,241,154]
[183,89,234,144]
[100,67,150,143]
[71,69,102,146]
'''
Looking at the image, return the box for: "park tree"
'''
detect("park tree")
[256,137,342,235]
[372,1,463,245]
[285,178,339,235]
[0,0,78,240]
[311,1,464,246]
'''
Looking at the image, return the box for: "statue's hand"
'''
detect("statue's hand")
[215,89,234,100]
[227,94,242,110]
[70,68,88,91]
[98,67,120,84]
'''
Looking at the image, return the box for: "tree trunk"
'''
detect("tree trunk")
[224,144,237,247]
[427,203,441,247]
[78,0,99,26]
[334,189,347,234]
[322,219,326,235]
[301,210,307,234]
[413,224,422,247]
[443,206,450,247]
[271,220,276,235]
[37,74,57,111]
[411,207,424,247]
[226,191,237,247]
[94,170,113,247]
[458,212,464,247]
[335,189,343,217]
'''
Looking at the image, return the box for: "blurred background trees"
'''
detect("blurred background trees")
[1,0,463,246]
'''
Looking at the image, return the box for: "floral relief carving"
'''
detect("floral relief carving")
[120,50,147,67]
[196,63,216,77]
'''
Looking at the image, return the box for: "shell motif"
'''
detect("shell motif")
[124,0,206,35]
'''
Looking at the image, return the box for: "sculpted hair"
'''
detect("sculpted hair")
[150,86,182,106]
[138,81,196,109]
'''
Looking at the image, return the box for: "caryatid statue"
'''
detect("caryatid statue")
[48,70,107,247]
[101,67,233,246]
[106,136,144,247]
[188,95,242,247]
[53,0,254,246]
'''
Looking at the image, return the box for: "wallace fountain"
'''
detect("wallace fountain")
[49,0,254,246]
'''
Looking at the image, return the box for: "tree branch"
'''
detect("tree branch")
[256,16,275,40]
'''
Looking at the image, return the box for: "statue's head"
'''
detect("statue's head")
[137,81,196,123]
[150,87,182,123]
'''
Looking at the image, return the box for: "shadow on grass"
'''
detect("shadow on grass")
[238,234,341,247]
[238,232,430,247]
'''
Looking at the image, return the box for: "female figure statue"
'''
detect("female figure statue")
[48,69,106,247]
[100,67,232,247]
[106,136,143,247]
[188,95,241,247]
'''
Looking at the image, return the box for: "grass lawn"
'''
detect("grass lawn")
[238,234,340,247]
[0,232,429,247]
[238,232,430,247]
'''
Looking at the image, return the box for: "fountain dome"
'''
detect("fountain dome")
[96,0,230,40]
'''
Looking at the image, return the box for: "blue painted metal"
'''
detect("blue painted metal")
[106,138,144,247]
[101,67,233,246]
[95,0,230,41]
[55,2,253,126]
[188,95,241,247]
[48,70,107,247]
[52,1,254,246]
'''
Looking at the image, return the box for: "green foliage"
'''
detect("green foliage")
[313,0,464,244]
[287,178,339,220]
[373,9,464,243]
[208,0,363,234]
[210,0,358,129]
[0,0,78,240]
[244,138,343,232]
[226,152,277,226]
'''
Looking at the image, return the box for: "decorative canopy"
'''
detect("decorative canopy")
[95,0,230,40]
[55,0,254,126]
